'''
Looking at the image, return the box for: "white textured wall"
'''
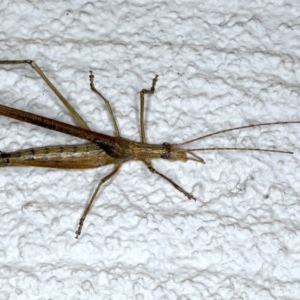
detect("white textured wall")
[0,1,300,299]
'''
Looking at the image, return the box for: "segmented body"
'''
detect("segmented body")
[0,143,117,168]
[0,59,299,237]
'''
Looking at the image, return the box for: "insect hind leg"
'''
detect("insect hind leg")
[0,59,89,130]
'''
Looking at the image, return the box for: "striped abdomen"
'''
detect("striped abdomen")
[0,142,117,169]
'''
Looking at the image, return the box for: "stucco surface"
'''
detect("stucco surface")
[0,1,300,299]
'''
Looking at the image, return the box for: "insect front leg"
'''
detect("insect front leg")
[75,164,121,239]
[0,59,89,129]
[143,160,196,201]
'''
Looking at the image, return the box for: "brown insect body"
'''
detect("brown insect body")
[0,104,188,168]
[0,59,299,238]
[0,143,112,168]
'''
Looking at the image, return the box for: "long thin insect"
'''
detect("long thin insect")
[0,59,299,238]
[1,103,296,156]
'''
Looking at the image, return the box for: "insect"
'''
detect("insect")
[0,60,299,238]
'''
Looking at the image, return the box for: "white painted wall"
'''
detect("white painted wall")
[0,1,300,299]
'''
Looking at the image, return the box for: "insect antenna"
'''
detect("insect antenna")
[174,121,300,146]
[170,120,300,158]
[180,146,293,157]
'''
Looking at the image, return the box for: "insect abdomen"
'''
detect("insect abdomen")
[0,143,116,169]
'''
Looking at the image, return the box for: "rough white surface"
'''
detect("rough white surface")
[0,1,300,299]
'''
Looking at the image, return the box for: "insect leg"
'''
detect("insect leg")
[139,75,158,143]
[0,60,89,129]
[75,164,121,238]
[143,160,196,201]
[89,71,120,137]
